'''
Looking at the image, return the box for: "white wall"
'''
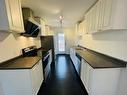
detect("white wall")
[64,28,76,54]
[50,27,75,54]
[0,32,41,63]
[78,30,127,61]
[77,30,127,95]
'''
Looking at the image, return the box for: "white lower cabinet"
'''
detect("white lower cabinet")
[70,48,77,66]
[70,48,81,74]
[81,59,92,92]
[81,59,121,95]
[31,60,43,95]
[0,60,43,95]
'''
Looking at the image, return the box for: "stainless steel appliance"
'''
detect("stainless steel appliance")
[42,50,51,80]
[75,53,81,75]
[40,36,55,63]
[22,46,52,80]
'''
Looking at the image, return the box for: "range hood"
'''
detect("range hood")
[21,8,40,37]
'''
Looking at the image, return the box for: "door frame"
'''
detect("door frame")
[57,32,66,54]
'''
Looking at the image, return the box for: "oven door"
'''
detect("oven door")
[75,53,81,75]
[42,52,50,80]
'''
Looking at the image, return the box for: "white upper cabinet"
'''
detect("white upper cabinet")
[97,0,105,31]
[0,0,24,33]
[78,21,84,35]
[85,0,127,33]
[85,11,91,33]
[103,0,127,30]
[45,25,51,35]
[35,17,53,36]
[103,0,113,30]
[78,20,87,35]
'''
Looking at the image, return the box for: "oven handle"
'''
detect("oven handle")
[43,53,50,61]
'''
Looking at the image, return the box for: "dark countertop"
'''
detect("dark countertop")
[37,48,50,57]
[75,48,126,69]
[0,56,41,70]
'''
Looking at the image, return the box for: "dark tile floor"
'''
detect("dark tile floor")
[38,54,88,95]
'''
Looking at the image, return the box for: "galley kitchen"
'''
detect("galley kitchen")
[0,0,127,95]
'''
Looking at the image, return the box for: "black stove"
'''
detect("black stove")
[22,46,37,57]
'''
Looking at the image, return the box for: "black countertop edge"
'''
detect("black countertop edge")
[0,56,42,70]
[81,56,126,69]
[92,66,126,69]
[0,48,51,70]
[37,47,50,51]
[78,45,127,63]
[76,46,126,69]
[0,58,41,70]
[27,57,41,69]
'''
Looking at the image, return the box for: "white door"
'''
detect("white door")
[57,32,65,54]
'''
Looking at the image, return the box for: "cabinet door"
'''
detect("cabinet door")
[0,70,32,95]
[31,61,43,95]
[90,68,121,95]
[94,2,100,32]
[78,22,82,35]
[91,5,97,33]
[89,9,93,34]
[103,0,113,30]
[85,63,93,94]
[70,48,75,63]
[70,48,74,63]
[83,20,88,34]
[97,0,104,31]
[81,59,93,94]
[81,59,87,86]
[5,0,24,32]
[85,12,90,34]
[37,60,43,88]
[72,49,77,65]
[78,20,85,44]
[40,19,46,36]
[80,59,84,82]
[31,63,38,95]
[78,21,84,35]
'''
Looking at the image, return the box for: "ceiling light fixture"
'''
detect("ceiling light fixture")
[59,15,63,28]
[59,15,63,20]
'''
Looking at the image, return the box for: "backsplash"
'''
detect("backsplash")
[77,30,127,61]
[0,32,40,63]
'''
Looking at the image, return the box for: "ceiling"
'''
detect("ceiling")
[21,0,97,28]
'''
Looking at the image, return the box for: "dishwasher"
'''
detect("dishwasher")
[75,53,82,76]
